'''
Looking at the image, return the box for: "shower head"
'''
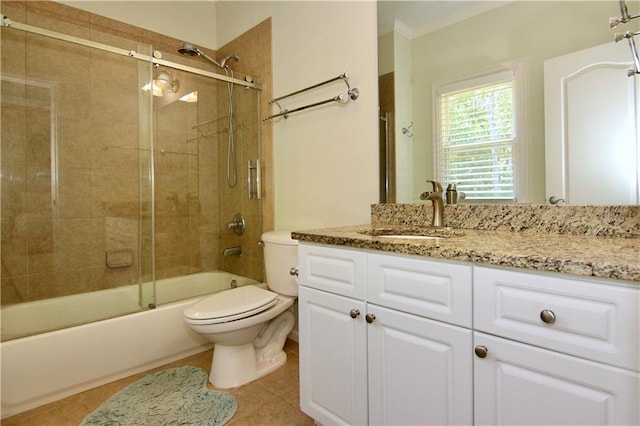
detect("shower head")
[220,54,240,69]
[177,41,223,68]
[178,41,196,55]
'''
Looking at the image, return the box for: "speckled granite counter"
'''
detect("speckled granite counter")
[291,204,640,283]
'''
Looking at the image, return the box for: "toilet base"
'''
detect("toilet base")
[209,310,294,388]
[210,344,287,388]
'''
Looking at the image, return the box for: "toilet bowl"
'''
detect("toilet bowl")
[184,231,298,388]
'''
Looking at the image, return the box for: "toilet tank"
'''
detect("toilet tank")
[262,231,298,297]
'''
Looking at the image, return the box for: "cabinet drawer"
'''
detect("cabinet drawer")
[298,243,367,300]
[474,267,640,371]
[368,253,472,327]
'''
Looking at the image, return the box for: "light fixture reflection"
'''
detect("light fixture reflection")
[179,91,198,103]
[155,70,172,89]
[141,81,164,97]
[141,69,179,97]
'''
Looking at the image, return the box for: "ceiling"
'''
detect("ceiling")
[377,1,511,38]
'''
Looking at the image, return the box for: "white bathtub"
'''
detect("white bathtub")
[0,271,258,418]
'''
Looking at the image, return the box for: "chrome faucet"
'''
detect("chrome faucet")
[419,180,445,227]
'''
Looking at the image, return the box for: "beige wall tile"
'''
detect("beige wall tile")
[57,167,91,218]
[1,1,274,307]
[1,275,29,305]
[1,98,27,167]
[1,218,28,277]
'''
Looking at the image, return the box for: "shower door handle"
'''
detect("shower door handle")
[255,160,261,200]
[247,160,261,200]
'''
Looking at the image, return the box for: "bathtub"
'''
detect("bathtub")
[0,271,259,418]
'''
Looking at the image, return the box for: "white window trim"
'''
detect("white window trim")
[432,61,529,203]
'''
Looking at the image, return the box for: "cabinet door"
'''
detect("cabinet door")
[474,332,640,426]
[298,286,368,425]
[367,304,473,425]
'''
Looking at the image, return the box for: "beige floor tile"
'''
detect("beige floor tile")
[2,339,311,426]
[1,397,89,426]
[228,395,314,426]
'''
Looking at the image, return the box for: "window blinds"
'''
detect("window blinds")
[437,79,516,200]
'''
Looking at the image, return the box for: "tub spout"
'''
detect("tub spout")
[223,246,242,256]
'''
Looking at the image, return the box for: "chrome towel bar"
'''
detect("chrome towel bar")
[263,72,359,121]
[611,0,640,76]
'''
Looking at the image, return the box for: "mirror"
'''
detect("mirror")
[378,1,640,205]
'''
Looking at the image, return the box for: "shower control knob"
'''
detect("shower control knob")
[289,267,299,276]
[349,309,360,319]
[474,345,488,358]
[365,313,376,324]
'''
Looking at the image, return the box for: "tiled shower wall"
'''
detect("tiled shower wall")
[218,18,274,281]
[0,0,273,305]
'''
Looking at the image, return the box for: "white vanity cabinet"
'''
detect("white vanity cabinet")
[298,242,640,426]
[473,267,640,425]
[298,243,473,426]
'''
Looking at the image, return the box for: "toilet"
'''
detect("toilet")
[184,231,298,388]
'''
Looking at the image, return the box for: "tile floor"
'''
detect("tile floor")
[2,339,314,426]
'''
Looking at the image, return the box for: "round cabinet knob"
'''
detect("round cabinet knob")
[365,313,376,324]
[289,267,299,276]
[540,309,556,324]
[349,309,360,319]
[474,345,488,358]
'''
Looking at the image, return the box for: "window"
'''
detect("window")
[434,66,525,201]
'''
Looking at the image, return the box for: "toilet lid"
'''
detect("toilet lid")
[184,285,278,322]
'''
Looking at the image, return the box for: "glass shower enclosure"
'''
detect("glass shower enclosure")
[0,12,262,341]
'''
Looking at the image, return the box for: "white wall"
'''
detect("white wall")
[61,0,379,232]
[58,1,218,49]
[378,31,394,75]
[217,1,379,231]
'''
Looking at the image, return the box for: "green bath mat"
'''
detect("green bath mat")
[80,366,237,426]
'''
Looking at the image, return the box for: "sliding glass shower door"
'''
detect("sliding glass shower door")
[0,21,156,339]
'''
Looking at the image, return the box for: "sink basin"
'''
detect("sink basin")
[376,234,441,240]
[358,227,465,239]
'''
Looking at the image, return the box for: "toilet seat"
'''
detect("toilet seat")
[184,285,279,325]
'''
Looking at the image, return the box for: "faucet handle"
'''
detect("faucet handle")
[427,180,443,192]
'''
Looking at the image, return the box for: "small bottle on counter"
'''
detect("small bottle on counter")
[446,183,458,204]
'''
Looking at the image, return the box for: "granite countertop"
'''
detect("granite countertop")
[292,225,640,283]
